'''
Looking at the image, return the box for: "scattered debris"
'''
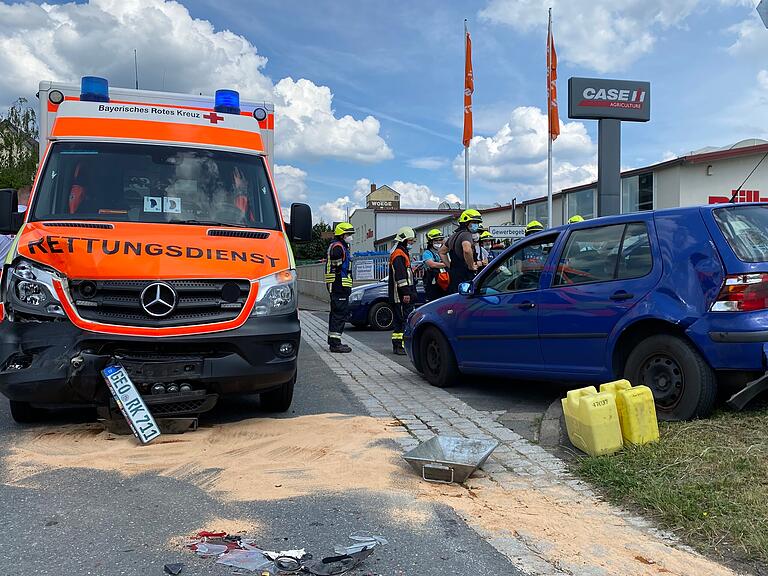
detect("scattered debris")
[163,563,184,575]
[184,529,385,574]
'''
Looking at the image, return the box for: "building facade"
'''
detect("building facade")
[520,139,768,227]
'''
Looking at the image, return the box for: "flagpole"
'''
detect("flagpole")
[464,19,470,210]
[547,8,553,228]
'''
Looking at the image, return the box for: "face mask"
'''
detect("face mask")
[468,223,479,233]
[405,242,414,251]
[433,242,443,250]
[344,235,354,243]
[472,233,480,241]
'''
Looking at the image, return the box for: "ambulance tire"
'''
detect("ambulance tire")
[420,327,459,388]
[260,374,295,413]
[9,400,43,424]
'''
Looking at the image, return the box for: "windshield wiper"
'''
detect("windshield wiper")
[167,219,248,228]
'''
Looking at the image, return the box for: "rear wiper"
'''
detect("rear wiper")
[167,219,248,228]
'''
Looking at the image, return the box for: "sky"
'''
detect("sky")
[0,0,766,222]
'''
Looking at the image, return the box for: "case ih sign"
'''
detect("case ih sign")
[569,77,651,122]
[709,189,766,204]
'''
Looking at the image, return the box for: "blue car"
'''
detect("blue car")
[348,279,427,331]
[404,204,768,420]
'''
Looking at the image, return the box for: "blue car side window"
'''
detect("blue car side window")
[477,235,557,295]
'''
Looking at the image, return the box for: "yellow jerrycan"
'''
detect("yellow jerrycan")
[561,386,623,457]
[600,380,660,446]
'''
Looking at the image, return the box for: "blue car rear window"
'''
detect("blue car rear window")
[713,205,768,263]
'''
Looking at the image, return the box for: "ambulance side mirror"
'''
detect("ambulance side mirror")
[287,203,312,242]
[0,189,22,235]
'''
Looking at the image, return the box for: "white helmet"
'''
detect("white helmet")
[394,226,416,243]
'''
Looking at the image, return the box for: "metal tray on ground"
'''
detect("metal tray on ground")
[402,435,499,484]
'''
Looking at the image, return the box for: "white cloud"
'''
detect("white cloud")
[273,164,308,205]
[0,0,391,164]
[479,0,736,73]
[453,106,597,200]
[758,69,768,92]
[351,177,372,201]
[391,180,460,209]
[407,156,450,170]
[318,195,354,224]
[274,78,392,163]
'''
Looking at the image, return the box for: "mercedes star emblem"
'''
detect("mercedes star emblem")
[140,282,177,317]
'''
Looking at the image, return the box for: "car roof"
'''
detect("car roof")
[528,202,768,238]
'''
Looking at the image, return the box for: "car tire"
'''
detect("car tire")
[260,374,295,412]
[368,302,394,331]
[9,400,43,424]
[419,327,459,388]
[623,335,717,421]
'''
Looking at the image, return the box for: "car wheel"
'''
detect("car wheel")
[419,327,459,388]
[9,400,44,423]
[368,302,394,331]
[260,374,295,412]
[624,335,717,421]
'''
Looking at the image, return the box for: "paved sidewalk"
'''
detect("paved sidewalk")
[300,311,724,576]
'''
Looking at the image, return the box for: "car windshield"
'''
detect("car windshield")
[713,205,768,263]
[31,141,280,229]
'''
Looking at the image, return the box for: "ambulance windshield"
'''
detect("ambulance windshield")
[31,142,281,230]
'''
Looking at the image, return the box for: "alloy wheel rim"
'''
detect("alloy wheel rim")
[376,306,393,329]
[426,339,442,375]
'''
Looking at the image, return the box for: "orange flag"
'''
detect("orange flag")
[463,22,474,147]
[547,12,560,141]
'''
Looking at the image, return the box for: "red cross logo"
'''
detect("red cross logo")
[203,112,224,124]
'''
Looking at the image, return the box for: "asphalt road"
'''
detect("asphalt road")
[0,337,522,575]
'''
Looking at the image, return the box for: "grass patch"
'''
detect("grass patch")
[574,408,768,566]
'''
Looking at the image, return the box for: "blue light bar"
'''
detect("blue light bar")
[80,76,110,103]
[214,89,241,115]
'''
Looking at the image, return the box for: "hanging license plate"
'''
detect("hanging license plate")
[102,364,161,444]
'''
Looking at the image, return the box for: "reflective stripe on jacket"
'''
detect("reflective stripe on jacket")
[326,239,352,293]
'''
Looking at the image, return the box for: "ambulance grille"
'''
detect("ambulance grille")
[44,222,114,229]
[207,229,270,239]
[69,279,251,327]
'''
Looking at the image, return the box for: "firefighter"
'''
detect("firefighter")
[421,229,447,302]
[525,220,544,236]
[325,222,355,353]
[440,209,483,293]
[568,214,584,224]
[389,226,417,355]
[476,230,495,272]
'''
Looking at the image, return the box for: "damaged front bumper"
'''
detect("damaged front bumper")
[0,313,300,408]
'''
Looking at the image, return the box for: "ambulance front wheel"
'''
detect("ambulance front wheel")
[260,374,295,412]
[9,400,44,423]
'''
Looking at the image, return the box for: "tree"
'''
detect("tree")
[291,221,332,262]
[0,98,39,190]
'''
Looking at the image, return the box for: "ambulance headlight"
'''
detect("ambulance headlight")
[5,259,65,318]
[251,270,296,317]
[49,90,64,105]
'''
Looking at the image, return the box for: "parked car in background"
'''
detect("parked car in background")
[404,204,768,421]
[348,278,427,330]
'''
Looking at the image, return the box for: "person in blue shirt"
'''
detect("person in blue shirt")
[421,229,447,301]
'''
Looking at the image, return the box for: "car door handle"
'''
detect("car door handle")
[518,301,535,310]
[610,291,634,301]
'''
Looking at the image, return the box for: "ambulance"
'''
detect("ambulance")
[0,77,312,425]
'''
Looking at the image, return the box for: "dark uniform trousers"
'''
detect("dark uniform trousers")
[328,293,349,346]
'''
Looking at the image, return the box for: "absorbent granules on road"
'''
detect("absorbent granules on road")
[415,478,738,576]
[4,416,738,576]
[3,414,412,501]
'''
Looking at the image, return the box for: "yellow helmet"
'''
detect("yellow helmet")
[426,229,444,241]
[525,220,544,235]
[394,226,416,243]
[334,222,354,236]
[568,215,585,224]
[479,230,493,241]
[459,209,483,224]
